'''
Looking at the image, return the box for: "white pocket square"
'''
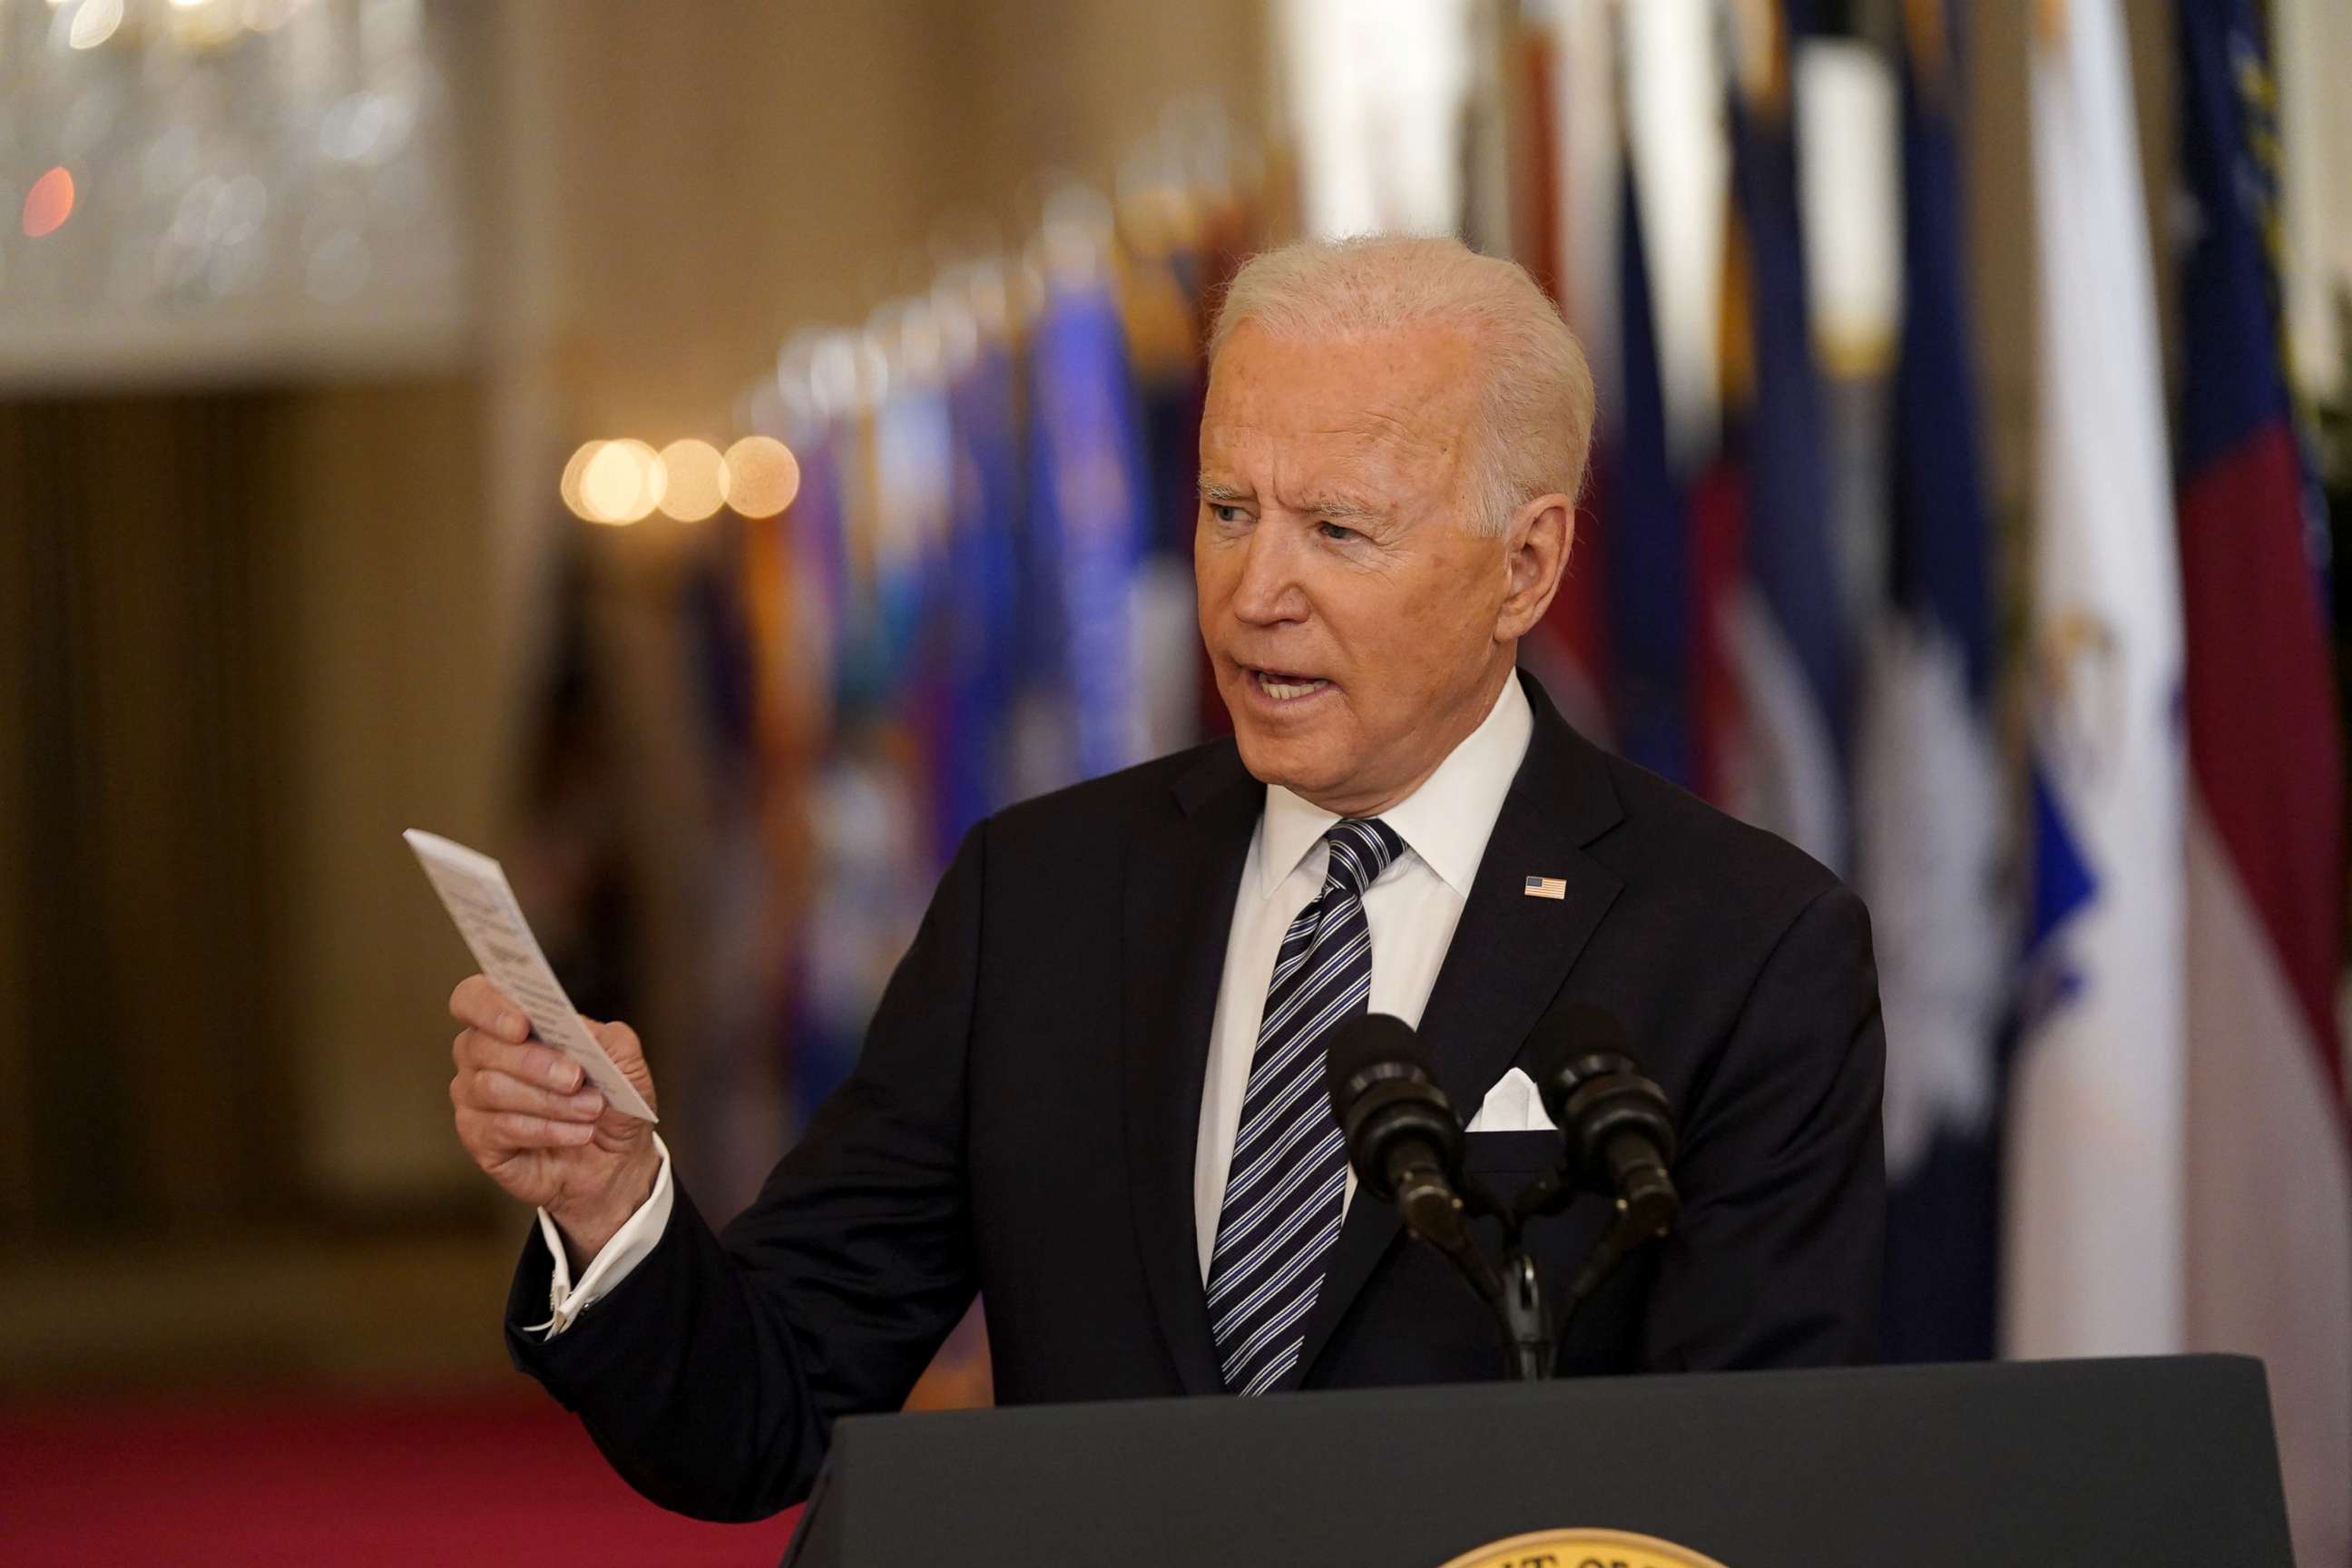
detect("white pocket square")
[1463,1066,1557,1132]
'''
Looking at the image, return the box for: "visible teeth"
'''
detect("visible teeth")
[1258,672,1328,701]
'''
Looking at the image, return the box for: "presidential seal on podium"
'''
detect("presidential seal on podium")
[1436,1527,1730,1568]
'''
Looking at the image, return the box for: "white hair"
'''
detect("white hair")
[1207,234,1597,537]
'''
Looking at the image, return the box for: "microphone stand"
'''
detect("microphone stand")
[1398,1168,1671,1383]
[1438,1179,1552,1383]
[1349,1050,1674,1384]
[1509,1168,1676,1351]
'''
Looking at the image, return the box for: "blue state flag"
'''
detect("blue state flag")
[1860,0,2009,1364]
[1024,261,1151,786]
[1602,161,1694,788]
[1717,15,1849,872]
[928,337,1024,862]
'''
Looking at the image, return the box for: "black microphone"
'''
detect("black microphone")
[1524,1004,1681,1242]
[1324,1013,1470,1253]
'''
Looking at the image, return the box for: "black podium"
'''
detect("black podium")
[781,1355,2291,1566]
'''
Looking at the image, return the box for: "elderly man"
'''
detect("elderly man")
[446,236,1885,1521]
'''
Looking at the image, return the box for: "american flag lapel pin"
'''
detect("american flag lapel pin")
[1524,875,1567,900]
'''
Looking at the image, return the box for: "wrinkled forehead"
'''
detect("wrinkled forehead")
[1199,324,1480,496]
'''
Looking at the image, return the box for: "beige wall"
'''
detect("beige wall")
[273,381,507,1202]
[495,0,1268,444]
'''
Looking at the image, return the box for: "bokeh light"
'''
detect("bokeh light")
[655,438,727,522]
[558,440,606,522]
[167,0,244,49]
[722,436,800,518]
[23,167,75,238]
[578,438,666,525]
[66,0,122,49]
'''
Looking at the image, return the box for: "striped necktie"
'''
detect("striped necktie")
[1206,815,1406,1395]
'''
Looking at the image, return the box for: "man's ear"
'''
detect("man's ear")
[1495,494,1575,641]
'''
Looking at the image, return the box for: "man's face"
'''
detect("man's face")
[1194,321,1522,817]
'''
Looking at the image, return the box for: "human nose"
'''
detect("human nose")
[1228,524,1308,626]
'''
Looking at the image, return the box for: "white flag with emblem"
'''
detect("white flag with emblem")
[2005,0,2187,1359]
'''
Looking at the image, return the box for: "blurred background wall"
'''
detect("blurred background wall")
[4,1,2351,1564]
[1,0,1267,1389]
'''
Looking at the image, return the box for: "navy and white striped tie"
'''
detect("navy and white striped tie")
[1207,815,1406,1396]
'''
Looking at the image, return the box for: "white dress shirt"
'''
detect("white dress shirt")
[535,673,1539,1332]
[1190,671,1533,1279]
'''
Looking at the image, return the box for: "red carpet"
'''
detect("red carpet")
[0,1389,803,1566]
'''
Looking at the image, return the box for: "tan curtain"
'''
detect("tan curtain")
[0,393,302,1242]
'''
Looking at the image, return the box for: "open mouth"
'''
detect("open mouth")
[1247,667,1332,702]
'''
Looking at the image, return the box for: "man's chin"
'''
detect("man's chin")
[1230,725,1347,799]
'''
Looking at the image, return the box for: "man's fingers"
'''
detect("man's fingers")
[452,1028,584,1092]
[493,1111,596,1146]
[584,1017,643,1066]
[455,1066,605,1122]
[448,975,530,1042]
[456,1105,597,1152]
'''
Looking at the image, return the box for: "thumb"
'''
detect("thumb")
[583,1016,660,1124]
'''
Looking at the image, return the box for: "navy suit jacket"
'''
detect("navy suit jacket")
[507,671,1886,1520]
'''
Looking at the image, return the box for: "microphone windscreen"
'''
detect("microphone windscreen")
[1322,1012,1428,1113]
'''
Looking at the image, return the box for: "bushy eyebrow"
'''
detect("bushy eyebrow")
[1291,492,1388,524]
[1197,476,1389,524]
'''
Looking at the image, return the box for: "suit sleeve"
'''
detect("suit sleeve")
[502,820,988,1521]
[1642,880,1886,1370]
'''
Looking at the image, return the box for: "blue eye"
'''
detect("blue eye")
[1318,521,1359,543]
[1210,503,1249,524]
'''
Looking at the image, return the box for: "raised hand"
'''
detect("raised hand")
[447,975,662,1265]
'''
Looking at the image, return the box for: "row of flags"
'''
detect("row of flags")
[2004,0,2329,1554]
[740,203,1249,1150]
[1445,0,2342,1558]
[1497,2,2003,1343]
[2011,2,2351,1559]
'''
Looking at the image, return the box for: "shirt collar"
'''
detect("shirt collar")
[1255,672,1534,900]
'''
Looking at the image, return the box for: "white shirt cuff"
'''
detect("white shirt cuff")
[526,1134,673,1339]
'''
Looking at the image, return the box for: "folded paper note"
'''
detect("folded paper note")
[404,828,657,1122]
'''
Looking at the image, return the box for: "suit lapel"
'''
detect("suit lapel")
[1122,740,1259,1396]
[1296,671,1625,1381]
